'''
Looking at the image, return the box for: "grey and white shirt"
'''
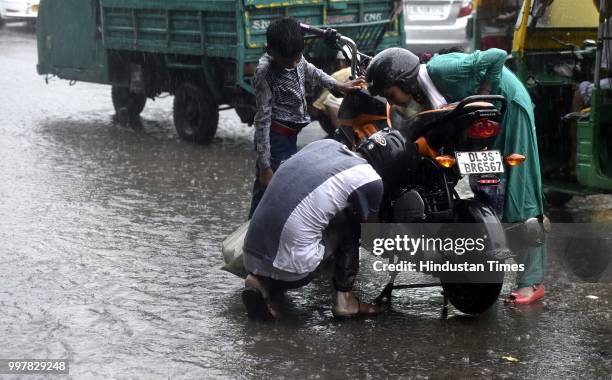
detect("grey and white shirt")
[253,54,337,169]
[243,139,384,279]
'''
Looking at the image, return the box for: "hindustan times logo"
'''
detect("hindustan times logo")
[372,235,487,256]
[372,259,525,273]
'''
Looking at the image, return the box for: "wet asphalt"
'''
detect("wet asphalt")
[0,24,611,379]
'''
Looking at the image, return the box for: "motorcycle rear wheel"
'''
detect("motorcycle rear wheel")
[442,199,505,314]
[442,281,503,315]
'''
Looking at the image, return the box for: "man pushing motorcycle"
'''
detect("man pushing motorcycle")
[241,130,417,320]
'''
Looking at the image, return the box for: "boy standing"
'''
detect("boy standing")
[249,17,364,217]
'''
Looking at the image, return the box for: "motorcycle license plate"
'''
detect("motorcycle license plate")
[456,151,504,175]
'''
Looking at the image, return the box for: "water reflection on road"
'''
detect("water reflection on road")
[0,24,610,379]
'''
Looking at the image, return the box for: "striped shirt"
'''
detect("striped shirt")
[243,139,384,279]
[253,54,337,169]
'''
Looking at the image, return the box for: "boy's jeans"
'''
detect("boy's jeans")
[248,128,298,218]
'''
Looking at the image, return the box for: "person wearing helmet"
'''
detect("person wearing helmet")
[241,130,416,320]
[366,47,546,305]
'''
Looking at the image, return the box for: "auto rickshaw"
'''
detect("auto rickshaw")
[510,0,612,206]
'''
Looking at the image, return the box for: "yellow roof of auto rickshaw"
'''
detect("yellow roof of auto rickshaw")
[533,0,598,28]
[513,0,599,53]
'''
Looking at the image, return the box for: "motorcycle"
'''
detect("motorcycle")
[221,25,540,316]
[301,24,530,315]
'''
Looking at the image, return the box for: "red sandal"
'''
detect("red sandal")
[504,284,545,305]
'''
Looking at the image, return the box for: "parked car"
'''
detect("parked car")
[403,0,475,54]
[0,0,39,28]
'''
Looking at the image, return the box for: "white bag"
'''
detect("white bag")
[221,221,250,278]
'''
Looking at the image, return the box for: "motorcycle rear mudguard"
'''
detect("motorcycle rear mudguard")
[453,199,512,260]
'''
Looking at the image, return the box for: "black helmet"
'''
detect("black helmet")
[366,48,421,97]
[357,129,417,189]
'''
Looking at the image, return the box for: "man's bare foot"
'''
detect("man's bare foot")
[242,275,280,320]
[245,275,270,298]
[332,291,382,318]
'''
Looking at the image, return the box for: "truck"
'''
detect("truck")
[36,0,405,143]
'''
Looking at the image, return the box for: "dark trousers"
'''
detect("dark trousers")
[248,128,298,218]
[252,209,361,292]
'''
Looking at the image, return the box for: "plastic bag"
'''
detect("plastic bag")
[221,222,250,278]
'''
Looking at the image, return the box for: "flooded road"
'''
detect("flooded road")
[0,25,611,379]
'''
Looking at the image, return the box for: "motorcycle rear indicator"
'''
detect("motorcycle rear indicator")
[505,153,526,167]
[468,119,501,139]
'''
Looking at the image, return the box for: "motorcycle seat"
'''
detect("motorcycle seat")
[396,102,496,142]
[417,102,496,123]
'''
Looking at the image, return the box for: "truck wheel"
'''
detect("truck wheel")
[0,17,5,30]
[545,191,573,208]
[442,282,503,315]
[111,86,146,120]
[173,81,218,144]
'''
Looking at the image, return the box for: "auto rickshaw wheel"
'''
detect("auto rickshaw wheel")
[111,86,146,121]
[545,191,574,208]
[173,81,218,144]
[442,282,503,315]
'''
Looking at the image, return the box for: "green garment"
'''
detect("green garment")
[426,49,545,287]
[426,48,544,222]
[516,244,546,288]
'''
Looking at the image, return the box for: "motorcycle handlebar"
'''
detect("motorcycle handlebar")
[299,23,363,78]
[299,23,329,37]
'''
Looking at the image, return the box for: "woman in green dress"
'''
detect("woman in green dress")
[366,47,545,304]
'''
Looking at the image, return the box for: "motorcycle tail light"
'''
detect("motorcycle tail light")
[468,119,501,139]
[477,178,501,185]
[505,153,526,166]
[435,155,456,168]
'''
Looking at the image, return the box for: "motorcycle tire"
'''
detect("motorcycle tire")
[442,281,503,315]
[442,199,506,314]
